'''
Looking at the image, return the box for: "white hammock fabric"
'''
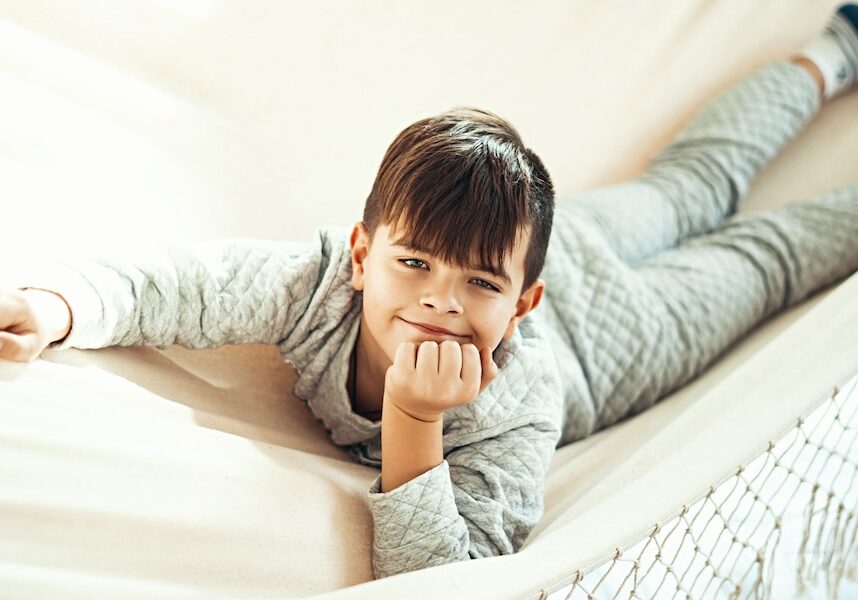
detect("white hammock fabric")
[1,1,857,598]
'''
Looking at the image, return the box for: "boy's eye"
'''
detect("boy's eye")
[401,258,428,270]
[398,259,500,293]
[472,279,499,292]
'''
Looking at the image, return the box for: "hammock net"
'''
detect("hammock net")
[543,373,858,600]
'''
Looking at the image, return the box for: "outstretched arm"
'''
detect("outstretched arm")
[13,231,340,352]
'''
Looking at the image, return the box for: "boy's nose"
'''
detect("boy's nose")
[420,289,463,314]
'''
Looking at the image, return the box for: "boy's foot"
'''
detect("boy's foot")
[796,4,858,100]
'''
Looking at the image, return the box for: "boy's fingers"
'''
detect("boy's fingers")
[0,294,25,330]
[0,332,37,363]
[438,340,463,379]
[392,341,417,371]
[415,340,439,374]
[387,342,416,393]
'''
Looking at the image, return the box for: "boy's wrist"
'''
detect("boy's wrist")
[20,288,73,344]
[383,392,443,423]
[380,394,444,493]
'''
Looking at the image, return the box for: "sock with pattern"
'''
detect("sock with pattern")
[797,4,858,100]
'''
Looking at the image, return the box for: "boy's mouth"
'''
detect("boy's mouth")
[399,317,467,338]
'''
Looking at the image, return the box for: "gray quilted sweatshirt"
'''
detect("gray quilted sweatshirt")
[21,225,577,579]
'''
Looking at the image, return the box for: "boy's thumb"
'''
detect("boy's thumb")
[478,347,499,393]
[482,346,498,372]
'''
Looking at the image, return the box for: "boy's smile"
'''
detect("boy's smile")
[398,317,469,339]
[346,220,545,418]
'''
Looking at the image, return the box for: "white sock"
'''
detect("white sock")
[797,5,858,100]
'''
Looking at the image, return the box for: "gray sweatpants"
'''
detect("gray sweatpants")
[544,60,858,444]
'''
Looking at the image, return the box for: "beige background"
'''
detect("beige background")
[1,0,855,263]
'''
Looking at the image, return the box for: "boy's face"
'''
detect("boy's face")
[348,220,545,367]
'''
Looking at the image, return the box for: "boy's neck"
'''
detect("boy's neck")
[348,316,389,420]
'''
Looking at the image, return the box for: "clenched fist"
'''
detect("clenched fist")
[0,288,71,363]
[383,340,499,422]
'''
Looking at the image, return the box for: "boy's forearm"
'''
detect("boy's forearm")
[380,395,443,493]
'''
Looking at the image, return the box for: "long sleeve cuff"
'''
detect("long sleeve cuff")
[366,460,470,578]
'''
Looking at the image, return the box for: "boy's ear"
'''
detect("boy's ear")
[502,278,545,340]
[349,221,370,291]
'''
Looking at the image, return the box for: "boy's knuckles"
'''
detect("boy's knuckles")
[1,340,33,363]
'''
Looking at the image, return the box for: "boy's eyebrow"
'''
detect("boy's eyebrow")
[396,242,512,286]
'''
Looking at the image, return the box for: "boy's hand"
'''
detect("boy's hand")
[383,340,499,422]
[0,288,70,362]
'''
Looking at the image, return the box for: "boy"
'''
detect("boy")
[2,5,858,581]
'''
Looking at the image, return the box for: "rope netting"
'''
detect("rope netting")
[540,372,858,600]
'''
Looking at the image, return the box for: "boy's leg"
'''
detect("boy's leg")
[561,2,858,265]
[552,185,858,433]
[559,59,820,265]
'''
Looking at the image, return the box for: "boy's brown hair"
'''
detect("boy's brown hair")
[362,107,554,296]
